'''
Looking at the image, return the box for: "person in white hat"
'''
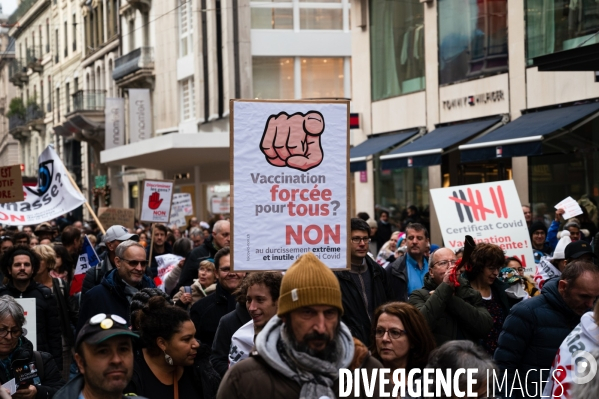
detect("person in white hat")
[81,226,139,296]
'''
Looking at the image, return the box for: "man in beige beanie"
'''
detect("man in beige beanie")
[217,252,383,399]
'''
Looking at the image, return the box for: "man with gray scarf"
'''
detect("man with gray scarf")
[217,252,383,399]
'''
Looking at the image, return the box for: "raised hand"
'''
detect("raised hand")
[148,192,163,210]
[259,111,325,171]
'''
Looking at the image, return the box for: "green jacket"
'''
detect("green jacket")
[408,274,492,347]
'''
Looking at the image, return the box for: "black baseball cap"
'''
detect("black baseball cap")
[564,241,597,260]
[76,313,138,349]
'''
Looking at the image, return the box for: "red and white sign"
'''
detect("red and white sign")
[140,180,175,223]
[430,180,535,274]
[231,100,350,272]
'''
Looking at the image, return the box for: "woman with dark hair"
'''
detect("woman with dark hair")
[125,296,221,399]
[370,301,436,372]
[464,243,518,355]
[50,245,74,283]
[130,288,174,331]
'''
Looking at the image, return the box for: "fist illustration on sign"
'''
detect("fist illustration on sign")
[259,111,325,172]
[148,192,163,210]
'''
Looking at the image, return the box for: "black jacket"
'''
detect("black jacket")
[54,374,147,399]
[176,238,219,290]
[493,278,582,398]
[375,221,392,252]
[52,278,77,348]
[385,255,410,302]
[408,274,493,346]
[126,344,221,399]
[77,268,156,333]
[334,256,394,346]
[0,336,64,399]
[146,242,173,278]
[0,281,63,371]
[81,252,115,296]
[210,303,252,377]
[190,282,237,349]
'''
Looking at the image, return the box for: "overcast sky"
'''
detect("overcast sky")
[2,0,18,15]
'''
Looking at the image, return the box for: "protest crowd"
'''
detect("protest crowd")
[0,202,598,399]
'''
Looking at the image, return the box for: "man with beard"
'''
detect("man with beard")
[190,247,246,349]
[54,313,145,399]
[217,252,383,399]
[0,246,63,371]
[386,223,430,301]
[494,261,599,398]
[145,224,172,278]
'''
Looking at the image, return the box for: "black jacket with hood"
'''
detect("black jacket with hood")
[210,303,252,377]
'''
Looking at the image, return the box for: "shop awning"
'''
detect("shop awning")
[349,129,419,172]
[532,43,599,72]
[459,102,599,163]
[379,117,502,169]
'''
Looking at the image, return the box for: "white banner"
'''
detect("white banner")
[128,89,151,143]
[140,180,174,223]
[155,253,184,291]
[232,100,350,271]
[0,146,85,225]
[105,98,125,150]
[430,180,535,274]
[15,298,36,350]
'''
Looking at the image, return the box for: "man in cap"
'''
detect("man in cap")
[54,313,145,399]
[529,221,551,263]
[81,226,139,296]
[564,240,597,263]
[217,252,383,399]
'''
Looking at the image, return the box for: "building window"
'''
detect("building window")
[73,14,77,51]
[129,19,135,52]
[250,0,348,30]
[370,0,425,101]
[55,28,59,62]
[46,19,50,53]
[526,0,599,61]
[181,77,195,120]
[438,0,508,85]
[66,83,70,113]
[179,0,193,56]
[47,76,52,111]
[253,56,348,99]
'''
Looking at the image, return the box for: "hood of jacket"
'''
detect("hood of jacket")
[53,374,84,399]
[579,311,599,346]
[542,278,581,322]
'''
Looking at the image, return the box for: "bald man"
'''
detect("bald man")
[408,248,493,346]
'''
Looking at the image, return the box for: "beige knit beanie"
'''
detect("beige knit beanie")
[277,252,343,316]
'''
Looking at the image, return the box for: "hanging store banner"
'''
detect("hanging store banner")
[231,100,350,272]
[0,146,86,225]
[128,89,151,143]
[105,98,125,149]
[430,180,535,274]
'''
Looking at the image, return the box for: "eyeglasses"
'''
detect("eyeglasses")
[0,327,22,339]
[432,259,457,268]
[121,259,149,267]
[351,237,371,244]
[486,265,502,272]
[375,328,406,340]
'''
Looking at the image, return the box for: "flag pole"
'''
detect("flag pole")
[148,223,155,263]
[62,169,106,235]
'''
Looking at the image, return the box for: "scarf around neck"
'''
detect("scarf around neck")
[255,315,355,399]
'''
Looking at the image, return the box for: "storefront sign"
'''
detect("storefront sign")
[0,165,24,204]
[0,146,86,225]
[94,175,107,189]
[140,180,174,223]
[98,207,136,230]
[430,180,535,274]
[442,90,505,111]
[231,100,350,272]
[105,98,125,149]
[359,170,367,183]
[15,298,36,350]
[129,89,151,143]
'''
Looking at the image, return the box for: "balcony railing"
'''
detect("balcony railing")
[8,60,28,86]
[71,90,106,112]
[113,47,154,81]
[25,103,45,124]
[0,97,6,115]
[8,115,26,132]
[26,46,43,72]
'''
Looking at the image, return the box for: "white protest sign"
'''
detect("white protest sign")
[232,100,350,271]
[555,196,583,220]
[0,146,85,225]
[169,209,187,228]
[430,180,535,274]
[15,298,36,350]
[140,180,175,223]
[211,196,230,214]
[172,193,194,216]
[155,253,184,291]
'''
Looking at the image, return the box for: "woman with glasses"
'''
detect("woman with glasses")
[0,296,64,397]
[505,257,539,298]
[370,302,435,374]
[125,296,220,399]
[464,243,518,356]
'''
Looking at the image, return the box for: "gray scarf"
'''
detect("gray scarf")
[255,315,354,399]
